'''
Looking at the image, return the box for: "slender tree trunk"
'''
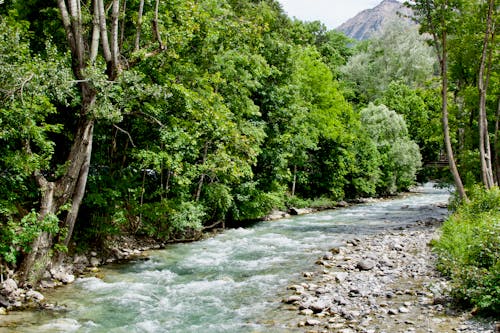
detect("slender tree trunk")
[478,0,496,188]
[195,142,210,202]
[494,98,500,184]
[291,165,297,196]
[135,0,145,51]
[441,30,467,200]
[152,0,164,50]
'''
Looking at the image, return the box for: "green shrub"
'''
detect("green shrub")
[433,186,500,315]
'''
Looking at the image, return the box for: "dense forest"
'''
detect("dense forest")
[0,0,498,313]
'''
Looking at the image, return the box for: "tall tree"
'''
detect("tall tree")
[406,0,467,200]
[15,0,168,285]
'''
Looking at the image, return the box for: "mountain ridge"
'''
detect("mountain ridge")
[336,0,414,40]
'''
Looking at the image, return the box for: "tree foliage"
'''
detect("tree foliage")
[0,0,433,282]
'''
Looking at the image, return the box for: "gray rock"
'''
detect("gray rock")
[51,268,75,284]
[356,259,375,271]
[73,254,89,266]
[301,308,314,315]
[332,272,349,283]
[388,308,398,315]
[26,290,44,302]
[305,318,321,326]
[90,257,100,267]
[0,294,9,307]
[322,252,334,260]
[337,201,349,208]
[284,295,302,304]
[1,279,18,295]
[40,280,56,289]
[309,300,329,313]
[399,306,410,313]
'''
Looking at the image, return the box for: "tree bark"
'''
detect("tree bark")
[441,30,467,200]
[494,98,500,184]
[477,0,496,188]
[135,0,145,51]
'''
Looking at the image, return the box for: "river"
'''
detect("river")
[1,183,450,333]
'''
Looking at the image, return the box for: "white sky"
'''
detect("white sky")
[276,0,387,29]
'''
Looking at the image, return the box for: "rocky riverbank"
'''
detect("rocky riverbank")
[0,235,163,313]
[282,218,498,333]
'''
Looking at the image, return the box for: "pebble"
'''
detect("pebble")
[305,318,321,326]
[283,222,496,332]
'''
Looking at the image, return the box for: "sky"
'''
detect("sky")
[276,0,386,29]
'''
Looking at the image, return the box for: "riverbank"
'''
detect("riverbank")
[282,217,498,333]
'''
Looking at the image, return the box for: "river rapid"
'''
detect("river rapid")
[1,184,451,333]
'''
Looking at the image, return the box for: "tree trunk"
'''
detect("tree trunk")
[441,30,467,200]
[494,98,500,184]
[195,142,210,202]
[291,165,297,196]
[135,0,145,51]
[478,0,495,189]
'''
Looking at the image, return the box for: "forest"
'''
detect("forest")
[0,0,498,314]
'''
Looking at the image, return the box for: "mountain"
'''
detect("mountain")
[336,0,414,40]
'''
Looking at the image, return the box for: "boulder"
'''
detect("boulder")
[305,318,321,326]
[1,279,18,295]
[26,290,45,302]
[51,268,75,284]
[289,207,314,215]
[356,259,375,271]
[90,257,100,267]
[0,294,9,307]
[284,295,302,304]
[309,300,329,313]
[73,254,89,265]
[336,201,349,208]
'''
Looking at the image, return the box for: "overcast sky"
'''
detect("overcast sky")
[276,0,387,29]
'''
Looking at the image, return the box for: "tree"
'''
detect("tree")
[341,19,435,102]
[360,104,422,194]
[406,0,467,200]
[10,0,174,285]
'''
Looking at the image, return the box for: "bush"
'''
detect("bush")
[433,186,500,315]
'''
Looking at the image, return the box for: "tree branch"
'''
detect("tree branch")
[113,124,136,147]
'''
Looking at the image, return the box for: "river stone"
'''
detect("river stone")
[90,257,100,267]
[1,279,18,295]
[73,254,89,265]
[284,295,302,304]
[309,300,329,313]
[0,307,6,315]
[332,272,349,283]
[51,268,75,284]
[301,308,314,315]
[356,259,375,271]
[322,252,334,260]
[305,318,321,326]
[388,308,398,315]
[26,290,44,302]
[399,306,410,313]
[0,294,9,307]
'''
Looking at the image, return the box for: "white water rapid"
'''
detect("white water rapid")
[2,183,451,332]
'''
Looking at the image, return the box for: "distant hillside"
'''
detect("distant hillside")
[337,0,414,40]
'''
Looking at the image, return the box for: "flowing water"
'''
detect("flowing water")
[1,184,451,333]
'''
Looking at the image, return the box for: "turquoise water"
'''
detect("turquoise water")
[1,184,450,332]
